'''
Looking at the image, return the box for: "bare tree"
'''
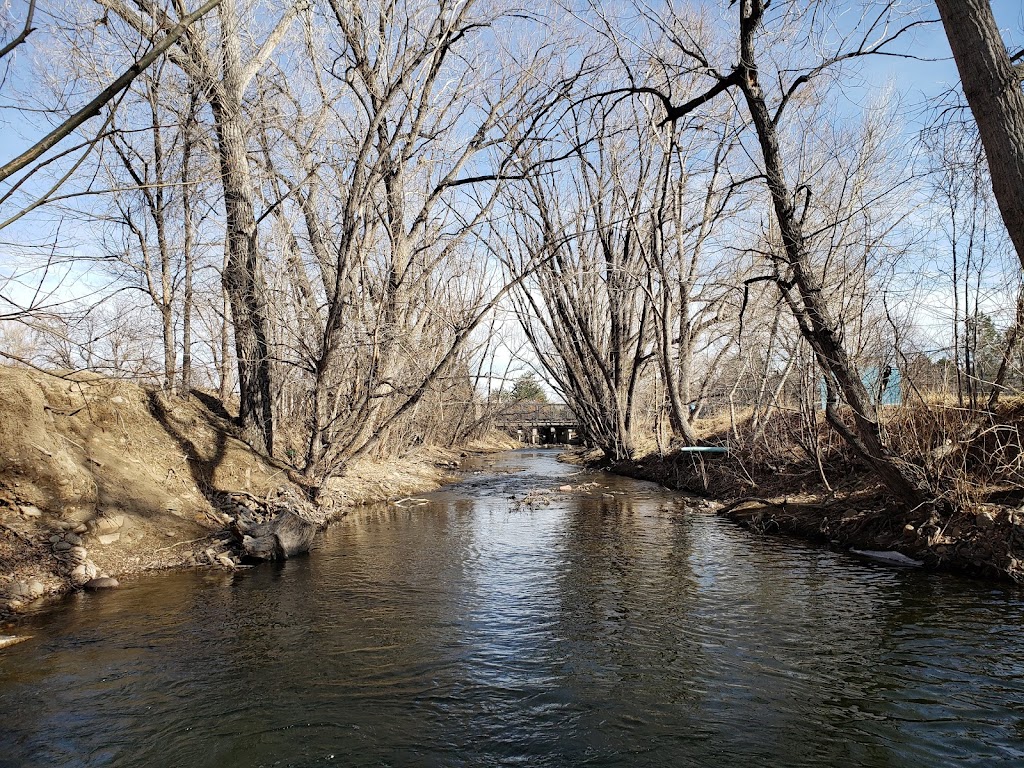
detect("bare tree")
[505,99,655,460]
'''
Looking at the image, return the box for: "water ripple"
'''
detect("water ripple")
[2,449,1024,767]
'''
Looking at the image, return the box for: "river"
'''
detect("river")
[1,449,1023,767]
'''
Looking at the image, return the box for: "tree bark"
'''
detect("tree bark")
[935,0,1024,272]
[211,93,274,454]
[207,0,275,454]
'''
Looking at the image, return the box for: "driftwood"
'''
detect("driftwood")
[240,511,318,560]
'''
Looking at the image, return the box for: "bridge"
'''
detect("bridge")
[493,402,582,446]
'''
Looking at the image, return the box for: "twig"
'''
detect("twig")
[153,536,210,553]
[0,523,35,546]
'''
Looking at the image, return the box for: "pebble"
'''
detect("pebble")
[0,635,30,649]
[53,541,72,552]
[95,532,120,546]
[64,533,83,546]
[18,505,42,519]
[68,546,88,562]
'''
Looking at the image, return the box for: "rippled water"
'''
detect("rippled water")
[2,449,1024,767]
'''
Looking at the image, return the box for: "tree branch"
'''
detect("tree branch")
[0,0,221,185]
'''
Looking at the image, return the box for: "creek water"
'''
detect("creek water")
[2,449,1023,767]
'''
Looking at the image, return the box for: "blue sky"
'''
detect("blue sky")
[1,0,1021,188]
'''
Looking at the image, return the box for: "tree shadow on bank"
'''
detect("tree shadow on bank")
[145,388,230,505]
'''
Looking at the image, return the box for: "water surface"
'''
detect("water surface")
[2,449,1023,766]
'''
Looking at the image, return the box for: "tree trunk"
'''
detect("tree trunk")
[213,96,274,454]
[935,0,1024,272]
[207,0,274,455]
[736,0,924,507]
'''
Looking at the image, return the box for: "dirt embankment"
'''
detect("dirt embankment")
[0,366,512,625]
[575,448,1024,583]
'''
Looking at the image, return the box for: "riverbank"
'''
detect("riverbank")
[0,366,515,625]
[578,445,1024,583]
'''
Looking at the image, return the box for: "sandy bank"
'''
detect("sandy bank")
[0,366,514,626]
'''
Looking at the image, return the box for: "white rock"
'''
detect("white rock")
[18,505,42,518]
[95,532,120,546]
[70,565,91,586]
[8,582,31,598]
[849,549,924,567]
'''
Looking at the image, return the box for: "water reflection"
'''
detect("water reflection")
[1,449,1023,767]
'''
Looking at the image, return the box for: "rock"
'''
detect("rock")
[48,534,61,544]
[90,515,123,535]
[64,533,83,546]
[558,485,573,492]
[84,577,119,590]
[7,582,28,598]
[52,540,72,552]
[217,553,236,569]
[8,580,44,599]
[849,549,925,567]
[240,511,318,561]
[110,396,125,404]
[18,504,42,519]
[70,565,92,586]
[95,532,120,546]
[976,511,996,529]
[68,546,88,562]
[73,523,88,534]
[0,635,30,650]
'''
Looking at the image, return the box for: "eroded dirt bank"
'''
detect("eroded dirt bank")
[0,366,512,626]
[576,449,1024,583]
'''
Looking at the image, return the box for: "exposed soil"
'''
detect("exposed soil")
[579,446,1024,583]
[0,365,515,628]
